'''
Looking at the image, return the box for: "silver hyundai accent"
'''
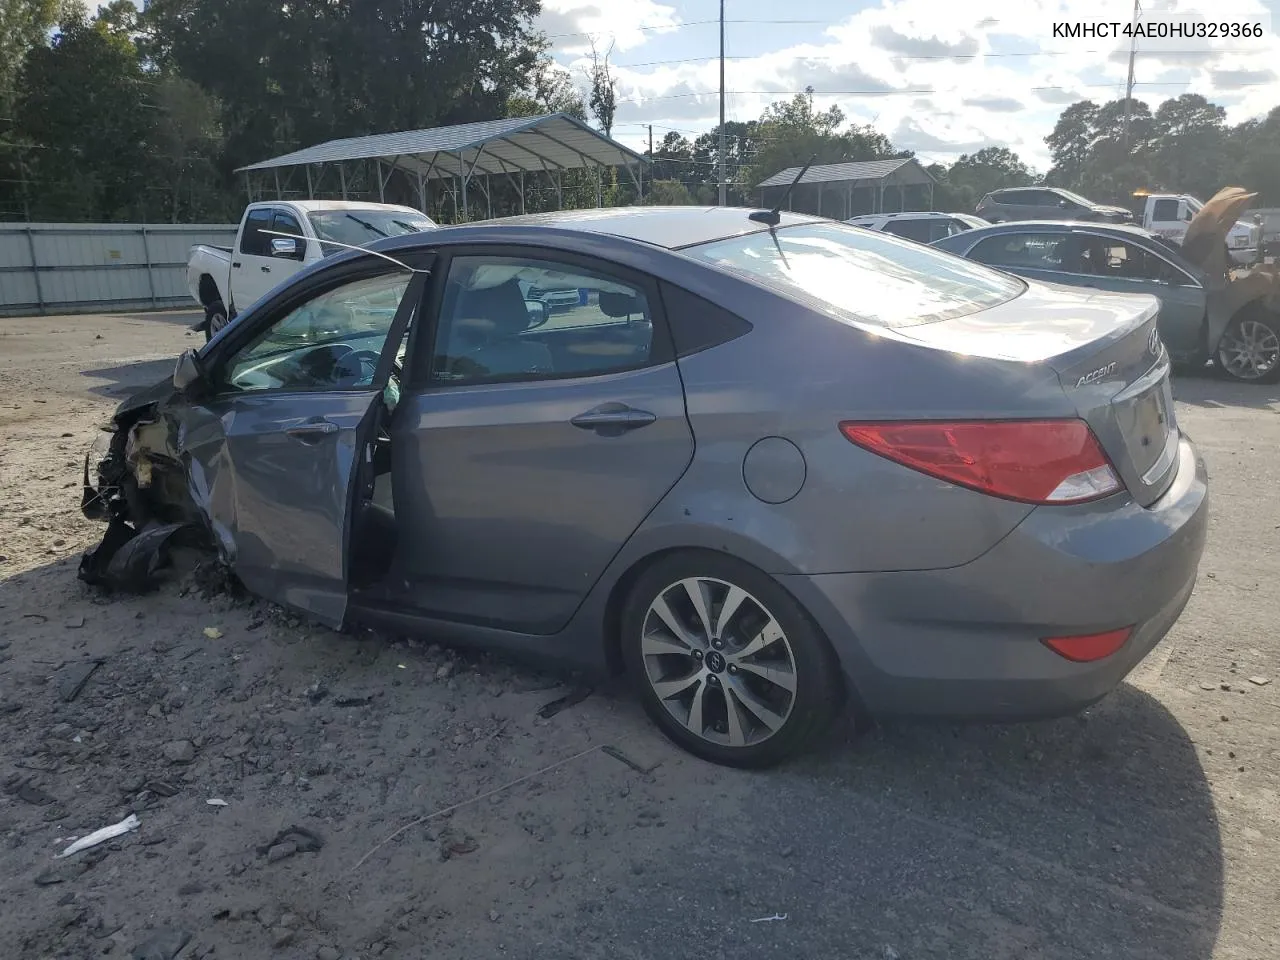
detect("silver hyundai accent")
[80,207,1209,768]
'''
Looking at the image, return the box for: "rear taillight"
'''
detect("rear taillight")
[838,419,1121,505]
[1042,627,1132,662]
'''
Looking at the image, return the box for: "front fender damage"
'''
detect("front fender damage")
[79,391,225,592]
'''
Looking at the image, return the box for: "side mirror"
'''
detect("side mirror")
[524,298,550,329]
[172,349,205,393]
[270,237,299,258]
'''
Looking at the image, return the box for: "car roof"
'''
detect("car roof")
[437,206,828,250]
[252,199,427,215]
[847,211,958,222]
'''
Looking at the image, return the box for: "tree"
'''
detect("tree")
[585,39,617,137]
[149,74,227,222]
[1045,100,1099,186]
[143,0,545,175]
[645,179,694,205]
[1150,94,1227,199]
[508,56,586,120]
[14,6,155,219]
[0,0,72,116]
[948,147,1033,205]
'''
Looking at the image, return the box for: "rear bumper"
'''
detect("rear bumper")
[781,434,1208,720]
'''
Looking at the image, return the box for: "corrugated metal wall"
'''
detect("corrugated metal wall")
[0,223,237,318]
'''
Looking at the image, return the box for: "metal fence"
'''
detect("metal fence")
[0,222,237,318]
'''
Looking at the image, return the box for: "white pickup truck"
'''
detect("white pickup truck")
[1135,192,1261,266]
[187,200,437,340]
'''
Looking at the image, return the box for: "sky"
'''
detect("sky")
[97,1,1280,174]
[538,0,1280,172]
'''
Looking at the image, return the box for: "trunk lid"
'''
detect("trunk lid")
[890,279,1179,506]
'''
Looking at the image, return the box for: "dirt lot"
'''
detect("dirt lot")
[1,309,1278,960]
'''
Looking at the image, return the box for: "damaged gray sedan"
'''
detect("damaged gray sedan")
[81,207,1208,768]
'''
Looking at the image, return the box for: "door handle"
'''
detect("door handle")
[570,403,657,436]
[232,262,241,268]
[285,420,339,442]
[260,265,271,273]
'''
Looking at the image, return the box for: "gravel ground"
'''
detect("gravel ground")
[1,309,1278,960]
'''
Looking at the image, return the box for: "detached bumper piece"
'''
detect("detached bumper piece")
[78,518,202,593]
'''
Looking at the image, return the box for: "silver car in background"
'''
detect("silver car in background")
[81,207,1208,768]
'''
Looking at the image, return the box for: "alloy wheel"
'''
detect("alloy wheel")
[1218,318,1280,381]
[639,577,797,748]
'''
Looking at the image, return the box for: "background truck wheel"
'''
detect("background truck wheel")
[1216,310,1280,384]
[204,301,229,343]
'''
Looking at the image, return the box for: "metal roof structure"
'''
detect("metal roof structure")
[756,157,937,218]
[235,113,648,221]
[756,157,932,189]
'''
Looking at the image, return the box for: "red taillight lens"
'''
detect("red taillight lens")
[838,419,1121,505]
[1041,627,1132,662]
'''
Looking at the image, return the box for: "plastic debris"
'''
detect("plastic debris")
[203,627,223,640]
[55,813,140,859]
[1249,676,1272,686]
[750,913,788,923]
[206,798,229,807]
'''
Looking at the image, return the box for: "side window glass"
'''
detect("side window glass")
[240,208,273,256]
[884,219,932,243]
[659,281,752,357]
[1152,199,1179,222]
[272,211,307,261]
[969,233,1068,270]
[220,273,411,393]
[1078,238,1170,282]
[432,255,657,384]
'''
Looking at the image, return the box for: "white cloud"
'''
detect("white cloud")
[539,0,681,55]
[590,0,1280,171]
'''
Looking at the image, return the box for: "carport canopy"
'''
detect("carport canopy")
[756,157,936,218]
[235,113,649,219]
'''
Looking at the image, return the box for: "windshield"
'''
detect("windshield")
[307,209,436,251]
[681,222,1024,328]
[1185,196,1203,213]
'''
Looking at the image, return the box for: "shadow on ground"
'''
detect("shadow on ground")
[81,357,178,400]
[0,553,1222,960]
[1174,364,1280,410]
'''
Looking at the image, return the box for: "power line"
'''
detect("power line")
[612,79,1275,107]
[543,18,833,41]
[610,48,1258,70]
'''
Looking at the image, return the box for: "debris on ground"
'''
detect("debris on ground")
[1248,676,1272,686]
[536,684,593,719]
[56,813,140,859]
[749,913,788,923]
[202,626,222,640]
[79,520,201,593]
[129,928,192,960]
[256,825,324,863]
[55,659,102,702]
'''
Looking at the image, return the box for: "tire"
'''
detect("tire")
[203,300,230,343]
[620,550,844,768]
[1215,310,1280,384]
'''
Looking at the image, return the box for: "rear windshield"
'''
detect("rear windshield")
[681,222,1023,328]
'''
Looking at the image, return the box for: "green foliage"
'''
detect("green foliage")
[1044,93,1277,206]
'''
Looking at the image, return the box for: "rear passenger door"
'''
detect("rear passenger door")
[389,249,694,635]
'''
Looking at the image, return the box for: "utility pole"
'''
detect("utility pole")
[718,0,727,206]
[1122,0,1140,150]
[647,124,654,200]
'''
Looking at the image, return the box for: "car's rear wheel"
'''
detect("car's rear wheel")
[621,551,844,768]
[204,300,229,343]
[1216,311,1280,384]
